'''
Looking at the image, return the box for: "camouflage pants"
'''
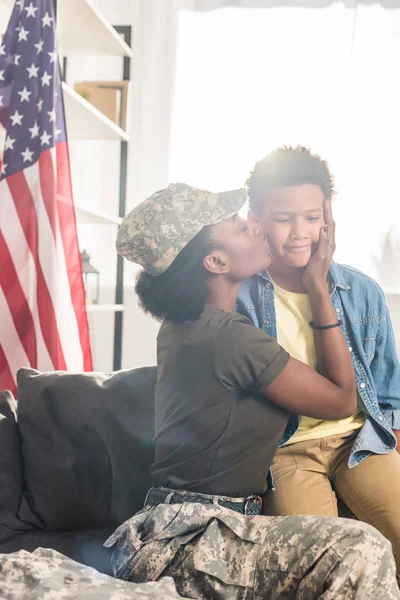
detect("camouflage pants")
[105,502,400,600]
[0,547,183,599]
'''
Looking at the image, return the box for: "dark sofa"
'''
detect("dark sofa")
[0,366,157,576]
[0,364,356,583]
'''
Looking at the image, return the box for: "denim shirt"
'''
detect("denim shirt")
[236,261,400,468]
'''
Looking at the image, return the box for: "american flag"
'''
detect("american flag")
[0,0,93,395]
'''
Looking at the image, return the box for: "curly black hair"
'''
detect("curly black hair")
[246,145,335,215]
[135,226,214,323]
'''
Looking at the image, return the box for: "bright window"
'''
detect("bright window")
[169,6,400,289]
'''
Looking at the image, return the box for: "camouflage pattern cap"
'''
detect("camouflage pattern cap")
[116,183,247,275]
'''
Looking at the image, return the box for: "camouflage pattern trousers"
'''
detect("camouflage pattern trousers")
[105,501,400,600]
[0,547,183,599]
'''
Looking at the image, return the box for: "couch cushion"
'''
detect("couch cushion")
[0,390,38,541]
[17,367,156,531]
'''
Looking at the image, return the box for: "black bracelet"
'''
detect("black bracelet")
[309,320,342,330]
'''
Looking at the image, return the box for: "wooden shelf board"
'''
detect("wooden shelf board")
[63,82,129,141]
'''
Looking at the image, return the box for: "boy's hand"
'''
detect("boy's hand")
[302,198,336,293]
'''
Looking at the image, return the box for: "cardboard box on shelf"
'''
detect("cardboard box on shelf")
[74,80,130,131]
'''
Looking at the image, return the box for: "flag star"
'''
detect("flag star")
[13,54,21,65]
[18,26,29,42]
[0,70,4,81]
[0,44,5,56]
[48,50,57,63]
[54,128,62,140]
[41,71,52,86]
[16,0,24,9]
[42,12,53,27]
[47,108,56,122]
[21,147,34,163]
[29,122,39,138]
[1,163,7,176]
[10,110,24,126]
[34,39,44,54]
[24,2,38,17]
[37,98,44,112]
[26,63,39,78]
[0,95,3,106]
[4,136,16,150]
[40,131,52,146]
[18,86,32,102]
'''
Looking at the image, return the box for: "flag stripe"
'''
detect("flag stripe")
[25,152,84,371]
[0,227,37,367]
[0,179,55,375]
[39,148,57,239]
[0,0,93,390]
[0,342,16,395]
[7,171,67,370]
[56,142,92,371]
[0,286,30,394]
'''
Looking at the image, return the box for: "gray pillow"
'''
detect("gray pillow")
[0,390,35,540]
[17,367,156,531]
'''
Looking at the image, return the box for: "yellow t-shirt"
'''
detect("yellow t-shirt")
[272,279,364,445]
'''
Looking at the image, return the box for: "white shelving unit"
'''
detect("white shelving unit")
[58,1,130,338]
[58,0,132,57]
[0,1,13,31]
[63,83,129,141]
[58,1,131,369]
[0,0,131,368]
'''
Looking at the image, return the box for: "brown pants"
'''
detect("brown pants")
[263,430,400,577]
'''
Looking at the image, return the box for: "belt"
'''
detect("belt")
[145,486,262,516]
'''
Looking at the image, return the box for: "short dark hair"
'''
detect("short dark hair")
[135,226,214,323]
[246,145,335,215]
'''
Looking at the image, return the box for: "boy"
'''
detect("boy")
[236,146,400,578]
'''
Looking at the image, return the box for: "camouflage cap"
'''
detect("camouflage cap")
[116,183,247,275]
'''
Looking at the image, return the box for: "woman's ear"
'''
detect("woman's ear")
[203,251,229,275]
[247,209,260,223]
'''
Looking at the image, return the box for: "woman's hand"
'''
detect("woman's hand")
[302,198,336,293]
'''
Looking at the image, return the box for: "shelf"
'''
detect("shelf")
[0,0,133,57]
[58,0,132,57]
[86,304,124,312]
[0,1,11,32]
[63,82,129,141]
[75,203,122,225]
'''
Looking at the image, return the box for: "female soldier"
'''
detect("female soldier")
[105,183,398,599]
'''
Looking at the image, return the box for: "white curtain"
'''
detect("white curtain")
[168,3,400,292]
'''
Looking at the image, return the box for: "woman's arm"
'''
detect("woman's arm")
[261,354,356,420]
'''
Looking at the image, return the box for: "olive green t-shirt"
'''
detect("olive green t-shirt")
[151,304,290,497]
